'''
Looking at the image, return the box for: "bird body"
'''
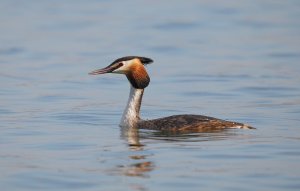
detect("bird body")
[89,56,253,132]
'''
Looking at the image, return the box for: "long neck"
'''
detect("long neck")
[120,86,144,127]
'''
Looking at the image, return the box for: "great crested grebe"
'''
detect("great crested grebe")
[89,56,254,131]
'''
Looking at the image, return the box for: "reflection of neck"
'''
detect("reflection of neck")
[120,86,144,128]
[121,126,142,148]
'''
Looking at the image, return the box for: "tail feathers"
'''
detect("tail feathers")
[230,123,256,129]
[241,124,256,129]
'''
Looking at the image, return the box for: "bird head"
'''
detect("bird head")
[89,56,153,89]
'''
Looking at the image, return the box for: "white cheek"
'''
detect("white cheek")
[113,67,124,74]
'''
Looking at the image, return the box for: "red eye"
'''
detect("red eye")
[111,62,123,70]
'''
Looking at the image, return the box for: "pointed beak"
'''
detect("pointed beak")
[89,66,114,75]
[89,62,124,75]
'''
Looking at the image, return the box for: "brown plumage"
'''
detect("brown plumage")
[139,115,253,132]
[126,59,150,89]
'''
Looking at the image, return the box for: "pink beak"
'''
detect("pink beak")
[89,66,114,75]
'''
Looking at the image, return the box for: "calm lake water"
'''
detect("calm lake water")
[1,1,300,190]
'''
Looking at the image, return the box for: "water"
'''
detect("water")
[1,1,300,190]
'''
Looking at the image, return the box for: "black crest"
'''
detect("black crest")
[111,56,153,65]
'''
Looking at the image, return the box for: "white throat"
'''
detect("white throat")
[120,86,144,127]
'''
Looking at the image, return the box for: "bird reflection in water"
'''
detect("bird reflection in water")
[111,126,154,178]
[121,125,143,148]
[113,125,248,181]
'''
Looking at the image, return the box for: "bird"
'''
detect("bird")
[89,56,254,132]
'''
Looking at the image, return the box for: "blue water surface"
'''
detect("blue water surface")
[0,1,300,191]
